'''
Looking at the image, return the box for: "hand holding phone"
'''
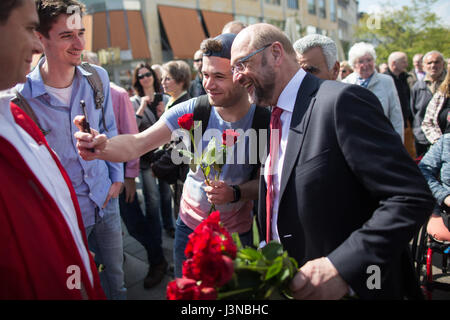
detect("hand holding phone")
[80,100,95,152]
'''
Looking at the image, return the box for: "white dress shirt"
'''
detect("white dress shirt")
[264,68,306,242]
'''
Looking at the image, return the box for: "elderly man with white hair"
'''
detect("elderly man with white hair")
[343,42,404,142]
[293,34,340,80]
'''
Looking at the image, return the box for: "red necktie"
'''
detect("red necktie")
[266,106,283,244]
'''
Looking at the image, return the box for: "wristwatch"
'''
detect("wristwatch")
[230,185,241,203]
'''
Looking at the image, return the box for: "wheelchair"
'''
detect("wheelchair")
[412,213,450,300]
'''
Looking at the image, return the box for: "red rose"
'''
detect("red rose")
[183,251,234,287]
[166,278,200,300]
[222,129,240,146]
[178,113,194,131]
[166,278,217,300]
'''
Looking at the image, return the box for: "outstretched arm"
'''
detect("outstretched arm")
[74,116,172,163]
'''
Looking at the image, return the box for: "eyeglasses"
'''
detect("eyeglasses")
[138,72,152,80]
[231,43,272,74]
[193,59,202,63]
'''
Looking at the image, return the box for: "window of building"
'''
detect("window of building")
[330,0,336,22]
[265,0,281,5]
[308,0,316,14]
[319,0,326,18]
[287,0,299,9]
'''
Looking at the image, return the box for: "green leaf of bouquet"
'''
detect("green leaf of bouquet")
[265,257,283,281]
[232,232,242,250]
[261,241,284,261]
[204,165,210,177]
[279,267,291,282]
[203,138,217,166]
[237,247,262,262]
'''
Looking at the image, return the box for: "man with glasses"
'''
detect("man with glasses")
[189,49,206,97]
[74,33,270,279]
[230,23,434,300]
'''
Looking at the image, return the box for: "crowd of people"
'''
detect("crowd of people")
[1,0,449,300]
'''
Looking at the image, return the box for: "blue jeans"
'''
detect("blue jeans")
[85,197,126,300]
[174,216,253,278]
[140,168,173,264]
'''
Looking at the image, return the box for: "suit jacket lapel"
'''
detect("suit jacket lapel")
[278,73,321,200]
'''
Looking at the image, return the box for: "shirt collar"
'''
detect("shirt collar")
[276,68,306,113]
[28,57,91,99]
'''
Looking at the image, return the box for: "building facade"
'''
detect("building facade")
[81,0,358,84]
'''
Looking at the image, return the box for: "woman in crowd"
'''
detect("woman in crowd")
[129,63,174,288]
[338,60,353,80]
[422,63,450,145]
[161,60,191,110]
[418,133,450,242]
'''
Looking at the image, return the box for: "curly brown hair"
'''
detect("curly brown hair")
[35,0,85,38]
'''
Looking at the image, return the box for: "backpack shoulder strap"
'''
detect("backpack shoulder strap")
[193,94,211,136]
[192,95,211,153]
[80,63,108,131]
[11,90,51,136]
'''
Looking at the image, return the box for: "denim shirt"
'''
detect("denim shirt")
[419,133,450,206]
[15,58,123,227]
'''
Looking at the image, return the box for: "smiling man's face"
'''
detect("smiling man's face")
[38,13,85,67]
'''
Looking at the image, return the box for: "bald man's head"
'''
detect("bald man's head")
[230,23,300,107]
[233,23,296,60]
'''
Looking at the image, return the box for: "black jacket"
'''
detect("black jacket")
[258,73,434,299]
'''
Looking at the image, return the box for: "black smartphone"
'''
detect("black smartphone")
[154,93,163,104]
[80,100,95,152]
[80,100,91,133]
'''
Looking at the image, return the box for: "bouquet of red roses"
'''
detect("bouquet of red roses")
[166,211,298,300]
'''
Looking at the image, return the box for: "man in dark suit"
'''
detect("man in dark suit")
[231,23,435,299]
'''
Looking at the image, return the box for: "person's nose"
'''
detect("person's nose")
[203,76,215,91]
[32,33,43,55]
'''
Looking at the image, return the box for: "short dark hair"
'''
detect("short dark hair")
[132,63,161,97]
[35,0,85,38]
[0,0,24,25]
[162,60,191,91]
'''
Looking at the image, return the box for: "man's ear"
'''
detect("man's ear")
[271,42,284,66]
[331,61,340,80]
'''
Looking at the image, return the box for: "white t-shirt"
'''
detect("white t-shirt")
[44,83,73,106]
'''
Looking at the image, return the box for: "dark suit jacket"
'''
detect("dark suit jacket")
[258,73,435,299]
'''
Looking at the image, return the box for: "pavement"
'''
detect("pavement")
[120,179,450,300]
[121,179,173,300]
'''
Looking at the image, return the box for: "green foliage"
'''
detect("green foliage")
[353,0,450,65]
[218,235,298,300]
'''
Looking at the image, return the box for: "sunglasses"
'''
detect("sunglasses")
[138,72,152,80]
[193,59,202,63]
